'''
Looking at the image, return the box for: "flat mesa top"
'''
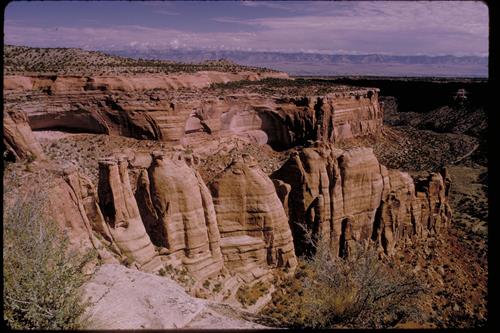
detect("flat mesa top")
[207,78,379,96]
[3,45,278,76]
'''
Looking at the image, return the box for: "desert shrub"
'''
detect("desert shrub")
[237,281,270,308]
[213,282,223,293]
[3,181,95,329]
[260,228,425,328]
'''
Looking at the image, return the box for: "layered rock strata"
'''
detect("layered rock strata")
[48,167,122,266]
[3,72,289,93]
[4,75,381,148]
[133,151,224,279]
[42,148,297,284]
[272,143,452,256]
[210,154,297,282]
[97,157,163,272]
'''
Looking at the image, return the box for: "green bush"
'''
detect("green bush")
[3,183,95,329]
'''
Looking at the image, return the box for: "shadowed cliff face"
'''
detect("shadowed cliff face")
[272,143,452,257]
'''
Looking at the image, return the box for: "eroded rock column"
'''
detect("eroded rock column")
[210,154,297,282]
[98,156,162,272]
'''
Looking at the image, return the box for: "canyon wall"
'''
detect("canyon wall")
[4,74,381,148]
[43,142,451,287]
[272,142,452,257]
[209,154,297,282]
[41,149,298,287]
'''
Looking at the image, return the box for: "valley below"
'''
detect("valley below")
[3,45,488,329]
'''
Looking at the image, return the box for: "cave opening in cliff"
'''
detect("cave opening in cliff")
[29,114,109,135]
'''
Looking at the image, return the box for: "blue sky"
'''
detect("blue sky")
[4,1,489,56]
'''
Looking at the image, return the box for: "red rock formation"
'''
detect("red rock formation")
[3,109,45,161]
[97,156,163,272]
[4,75,381,148]
[272,143,452,256]
[210,154,297,282]
[48,167,119,265]
[133,151,224,279]
[4,72,289,93]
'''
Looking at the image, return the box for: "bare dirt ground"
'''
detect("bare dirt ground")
[36,132,290,185]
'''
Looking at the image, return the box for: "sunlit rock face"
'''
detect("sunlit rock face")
[3,109,46,161]
[135,151,224,279]
[4,73,381,149]
[272,143,452,257]
[97,157,163,272]
[210,154,298,282]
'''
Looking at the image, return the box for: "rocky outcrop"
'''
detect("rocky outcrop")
[3,72,289,93]
[4,76,381,148]
[133,151,224,279]
[47,167,122,267]
[97,156,163,272]
[83,264,266,329]
[272,143,452,256]
[210,154,297,282]
[3,109,46,161]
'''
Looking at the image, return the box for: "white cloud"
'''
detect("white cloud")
[4,1,488,56]
[155,9,180,16]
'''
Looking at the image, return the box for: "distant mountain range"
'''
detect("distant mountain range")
[105,49,488,77]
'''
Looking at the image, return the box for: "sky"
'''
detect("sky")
[4,0,489,56]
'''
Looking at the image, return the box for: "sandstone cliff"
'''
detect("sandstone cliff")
[41,148,297,288]
[272,143,452,256]
[3,109,46,161]
[134,151,224,279]
[4,78,381,149]
[209,154,297,282]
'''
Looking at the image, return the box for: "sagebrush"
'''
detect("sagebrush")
[3,172,95,329]
[260,225,426,328]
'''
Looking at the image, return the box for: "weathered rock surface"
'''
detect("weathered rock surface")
[3,72,289,93]
[83,264,266,329]
[47,167,120,266]
[134,151,224,279]
[210,154,297,281]
[272,143,452,256]
[97,157,163,272]
[4,75,381,148]
[3,109,46,161]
